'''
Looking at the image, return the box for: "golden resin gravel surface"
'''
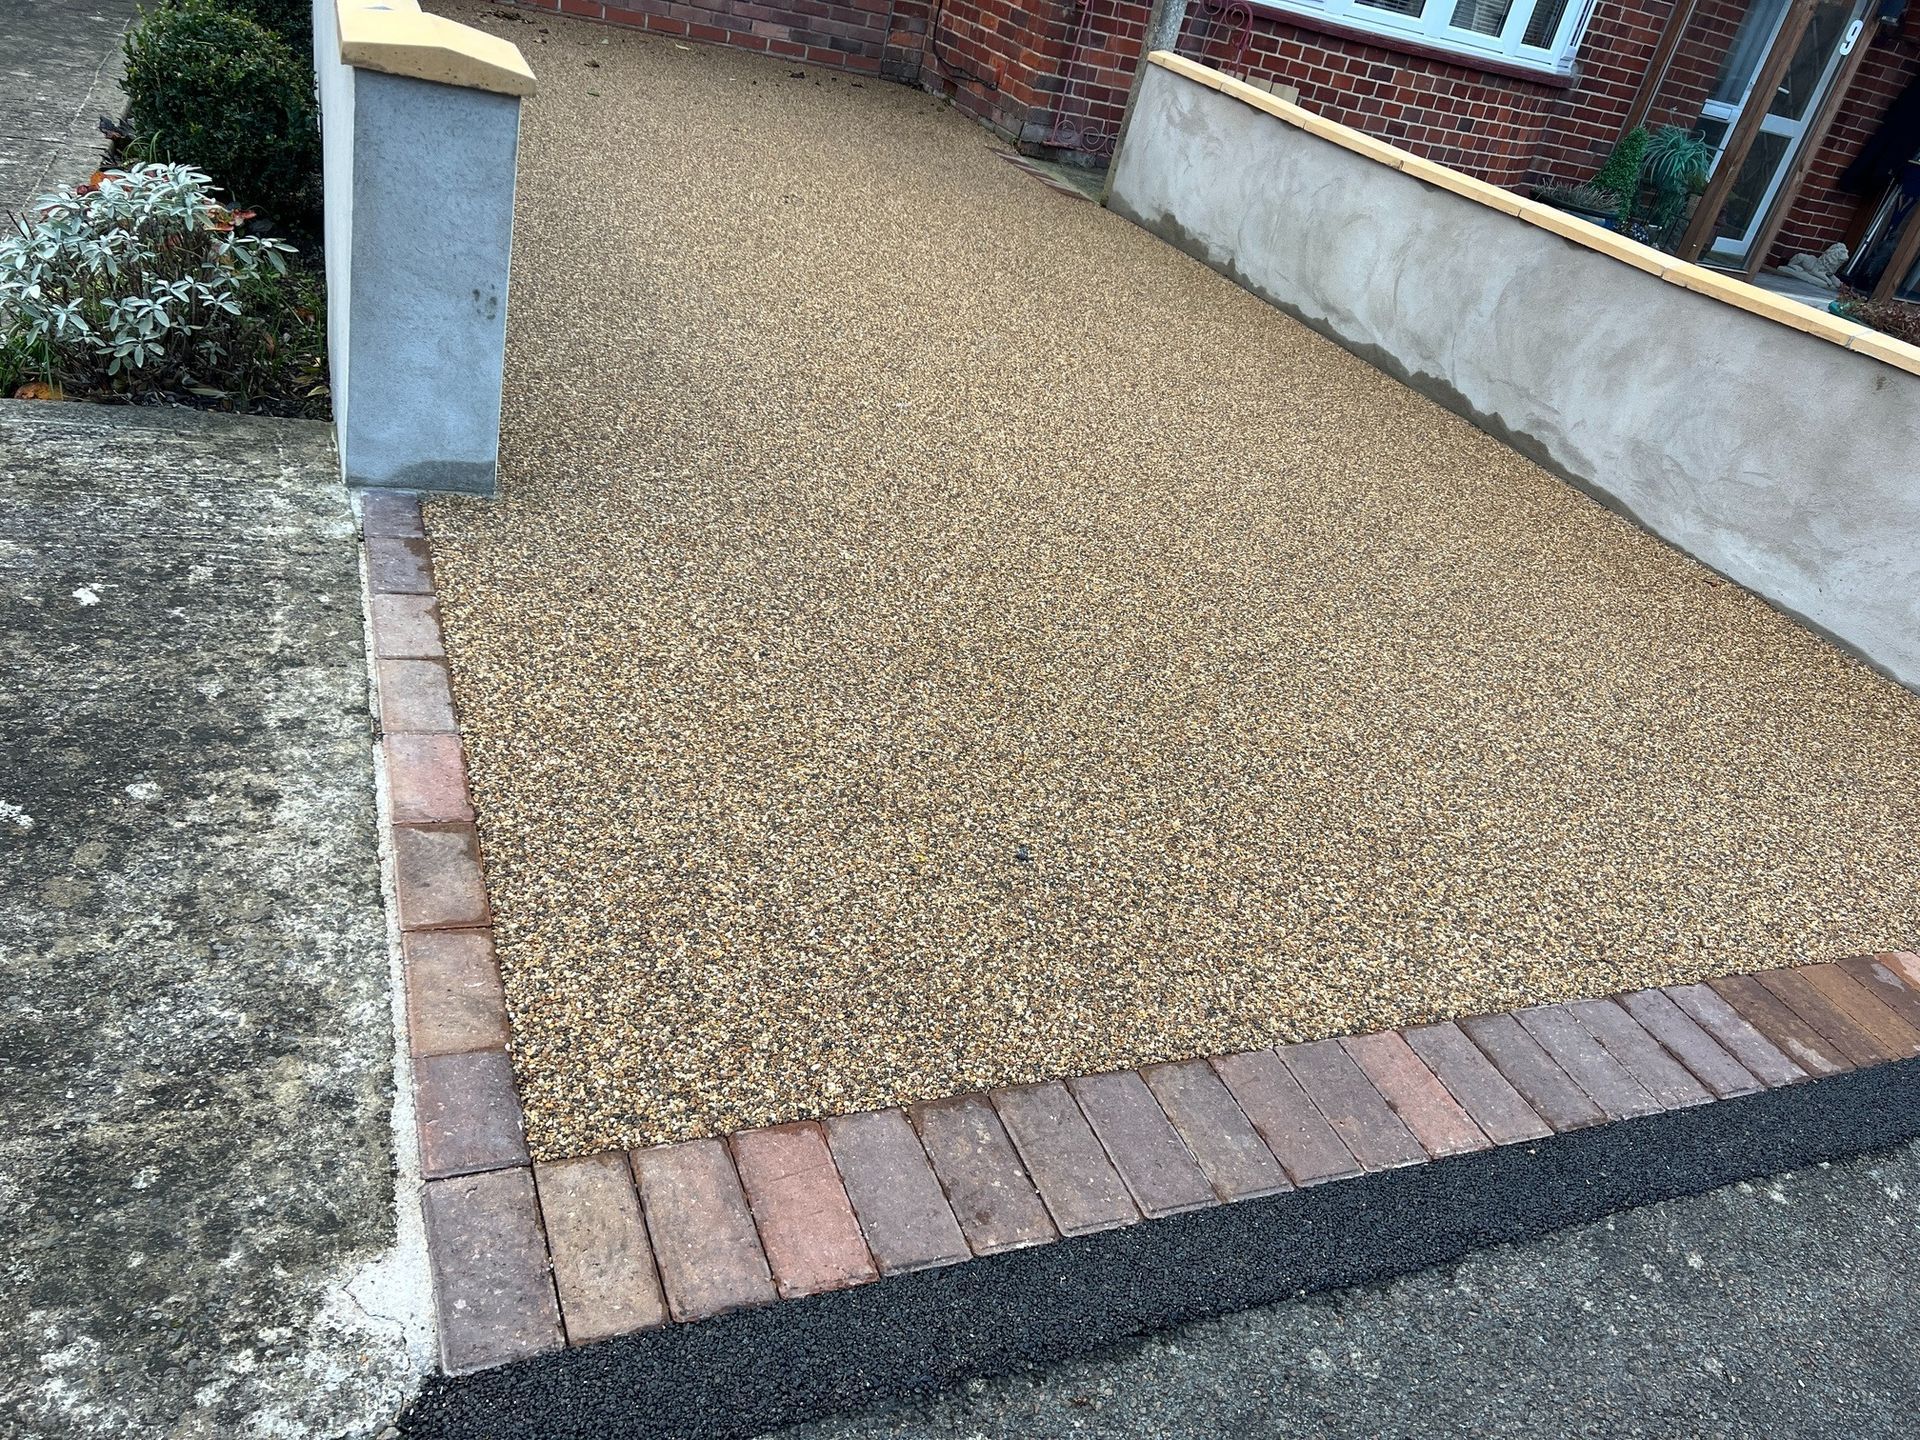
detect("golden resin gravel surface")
[425,3,1920,1158]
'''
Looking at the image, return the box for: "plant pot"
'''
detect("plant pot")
[1549,200,1618,226]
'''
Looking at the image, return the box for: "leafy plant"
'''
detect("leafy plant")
[221,248,330,411]
[0,163,324,413]
[0,328,54,398]
[122,0,320,233]
[1592,126,1651,214]
[1569,124,1714,244]
[1642,125,1713,193]
[183,0,315,55]
[1640,125,1714,239]
[1532,181,1622,215]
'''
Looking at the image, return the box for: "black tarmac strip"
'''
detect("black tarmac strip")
[401,1059,1920,1440]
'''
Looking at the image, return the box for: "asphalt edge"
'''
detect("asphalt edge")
[396,1055,1920,1439]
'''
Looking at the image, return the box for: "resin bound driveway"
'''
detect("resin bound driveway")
[426,0,1920,1160]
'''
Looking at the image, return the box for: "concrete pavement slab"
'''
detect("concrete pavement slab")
[0,401,429,1438]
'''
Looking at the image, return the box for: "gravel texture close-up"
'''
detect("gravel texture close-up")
[424,2,1920,1159]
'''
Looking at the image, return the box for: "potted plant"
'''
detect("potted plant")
[1532,126,1650,228]
[1530,180,1624,225]
[1639,126,1714,249]
[1592,125,1652,221]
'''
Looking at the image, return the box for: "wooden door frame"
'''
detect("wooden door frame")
[1740,11,1881,276]
[1677,0,1822,263]
[1623,0,1704,133]
[1870,189,1920,299]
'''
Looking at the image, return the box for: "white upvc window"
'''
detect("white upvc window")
[1262,0,1598,74]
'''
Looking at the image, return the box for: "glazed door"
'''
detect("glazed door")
[1696,0,1871,264]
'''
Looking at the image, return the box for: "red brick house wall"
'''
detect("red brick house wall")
[916,0,1088,144]
[537,0,922,74]
[910,1,1581,178]
[520,0,1920,270]
[1236,16,1567,184]
[1525,0,1715,183]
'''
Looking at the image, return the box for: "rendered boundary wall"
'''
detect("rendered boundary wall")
[1108,53,1920,692]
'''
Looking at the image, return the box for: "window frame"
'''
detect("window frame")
[1256,0,1600,75]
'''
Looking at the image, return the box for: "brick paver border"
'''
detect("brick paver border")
[361,491,1920,1377]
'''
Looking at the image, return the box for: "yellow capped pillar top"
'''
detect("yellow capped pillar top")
[336,0,537,97]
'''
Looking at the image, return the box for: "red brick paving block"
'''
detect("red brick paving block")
[1838,955,1920,1037]
[1140,1059,1291,1202]
[360,489,425,538]
[1617,988,1759,1099]
[367,535,434,594]
[1212,1050,1360,1186]
[535,1151,668,1345]
[1711,974,1852,1075]
[1514,1005,1659,1121]
[403,929,510,1056]
[1885,953,1920,993]
[1402,1020,1552,1145]
[370,592,445,659]
[1793,963,1920,1061]
[1066,1070,1216,1218]
[415,1048,529,1178]
[1340,1030,1488,1158]
[1567,999,1712,1109]
[731,1122,877,1298]
[422,1167,562,1373]
[631,1139,776,1321]
[991,1082,1141,1236]
[393,823,490,931]
[822,1109,969,1274]
[1457,1013,1606,1132]
[1666,982,1808,1087]
[910,1094,1057,1255]
[378,659,459,733]
[1774,965,1909,1064]
[1278,1039,1425,1170]
[1749,969,1885,1068]
[385,733,475,824]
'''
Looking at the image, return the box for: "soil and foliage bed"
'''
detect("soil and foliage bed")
[0,0,328,417]
[1835,292,1920,345]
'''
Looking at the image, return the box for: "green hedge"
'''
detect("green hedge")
[199,0,313,57]
[122,0,319,232]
